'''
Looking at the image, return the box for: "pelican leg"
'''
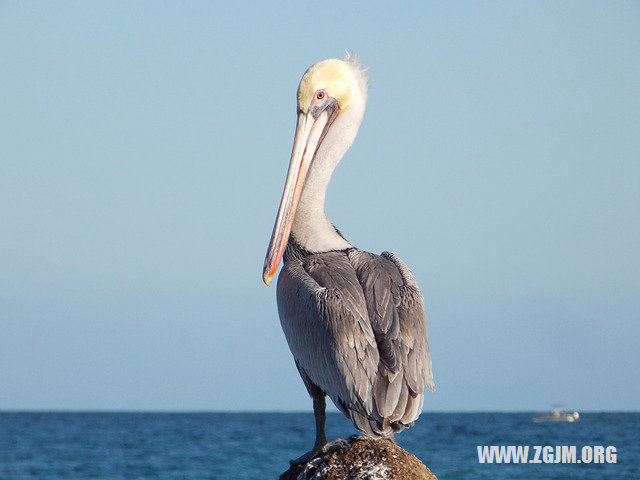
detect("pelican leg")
[312,394,327,450]
[290,394,348,465]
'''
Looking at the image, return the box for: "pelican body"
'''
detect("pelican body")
[263,55,434,462]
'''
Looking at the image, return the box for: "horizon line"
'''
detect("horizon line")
[1,408,638,414]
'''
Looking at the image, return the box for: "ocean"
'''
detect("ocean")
[0,412,638,479]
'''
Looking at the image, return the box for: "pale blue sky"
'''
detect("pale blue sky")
[1,1,638,411]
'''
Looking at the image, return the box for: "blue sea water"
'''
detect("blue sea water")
[0,412,638,479]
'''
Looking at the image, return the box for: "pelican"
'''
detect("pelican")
[263,54,434,464]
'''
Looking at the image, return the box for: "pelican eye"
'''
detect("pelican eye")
[316,91,325,100]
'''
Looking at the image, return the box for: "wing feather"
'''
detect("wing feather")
[277,253,379,420]
[276,248,434,438]
[381,251,435,394]
[349,250,435,427]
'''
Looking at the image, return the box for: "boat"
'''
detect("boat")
[533,405,580,422]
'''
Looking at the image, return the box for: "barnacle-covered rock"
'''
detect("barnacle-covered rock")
[279,438,437,480]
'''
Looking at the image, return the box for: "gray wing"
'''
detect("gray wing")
[277,249,434,437]
[277,252,380,425]
[348,250,435,429]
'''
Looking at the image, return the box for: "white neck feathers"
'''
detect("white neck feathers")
[291,73,367,253]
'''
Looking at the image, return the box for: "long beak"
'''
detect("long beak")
[262,110,331,285]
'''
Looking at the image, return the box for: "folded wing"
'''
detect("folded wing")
[277,249,434,437]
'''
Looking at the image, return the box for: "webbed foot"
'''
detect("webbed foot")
[289,438,349,465]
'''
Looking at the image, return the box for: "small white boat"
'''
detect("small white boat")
[533,405,579,422]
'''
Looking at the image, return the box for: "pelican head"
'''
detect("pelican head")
[263,56,368,285]
[297,59,360,115]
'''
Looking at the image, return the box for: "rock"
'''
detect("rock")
[279,438,437,480]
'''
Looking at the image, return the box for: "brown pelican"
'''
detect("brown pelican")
[263,55,434,464]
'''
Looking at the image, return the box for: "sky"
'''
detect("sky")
[1,1,638,412]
